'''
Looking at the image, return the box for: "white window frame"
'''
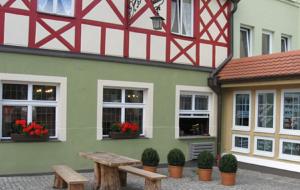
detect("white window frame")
[254,90,276,133]
[254,136,275,157]
[175,85,217,139]
[280,89,300,136]
[97,80,153,140]
[233,91,251,131]
[240,26,252,57]
[232,134,250,154]
[0,73,67,141]
[281,35,291,52]
[262,30,273,54]
[37,0,75,17]
[279,138,300,162]
[171,0,194,37]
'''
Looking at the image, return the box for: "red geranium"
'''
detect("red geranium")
[111,122,139,134]
[15,120,49,137]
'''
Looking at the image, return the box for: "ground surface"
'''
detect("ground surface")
[0,167,300,190]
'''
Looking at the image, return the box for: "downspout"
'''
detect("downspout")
[208,0,240,157]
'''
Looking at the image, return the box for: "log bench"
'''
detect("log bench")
[118,166,167,190]
[52,165,88,190]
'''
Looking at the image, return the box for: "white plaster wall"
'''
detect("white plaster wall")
[129,32,147,59]
[105,28,124,57]
[215,46,228,67]
[10,0,29,10]
[150,35,166,62]
[4,13,29,47]
[200,43,213,67]
[81,24,101,54]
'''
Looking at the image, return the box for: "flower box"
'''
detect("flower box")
[11,134,49,142]
[109,132,139,139]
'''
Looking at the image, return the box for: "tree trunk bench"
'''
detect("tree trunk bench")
[52,165,88,190]
[118,166,167,190]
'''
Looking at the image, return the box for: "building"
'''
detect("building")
[211,0,300,174]
[0,0,233,174]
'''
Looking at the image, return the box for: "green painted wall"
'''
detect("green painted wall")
[0,52,215,175]
[234,0,300,58]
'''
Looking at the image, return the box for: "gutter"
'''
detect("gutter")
[207,0,240,156]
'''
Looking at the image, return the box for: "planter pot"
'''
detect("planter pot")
[11,134,49,142]
[220,172,236,186]
[109,132,139,139]
[143,166,157,173]
[198,168,212,181]
[168,165,183,178]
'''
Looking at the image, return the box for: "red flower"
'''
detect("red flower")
[14,119,48,137]
[35,129,42,136]
[29,131,35,136]
[15,119,27,128]
[42,129,49,135]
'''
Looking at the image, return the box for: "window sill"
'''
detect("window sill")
[171,33,195,40]
[0,138,62,143]
[37,11,76,19]
[177,135,215,140]
[102,136,150,141]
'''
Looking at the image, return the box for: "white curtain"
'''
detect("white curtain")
[38,0,53,13]
[171,0,179,33]
[182,0,192,36]
[57,0,72,15]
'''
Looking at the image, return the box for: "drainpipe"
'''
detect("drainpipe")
[208,0,240,157]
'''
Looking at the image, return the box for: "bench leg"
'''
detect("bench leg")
[68,184,84,190]
[145,179,161,190]
[53,173,67,189]
[119,171,127,187]
[94,162,101,190]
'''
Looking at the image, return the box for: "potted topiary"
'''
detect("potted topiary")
[197,151,214,181]
[167,148,185,178]
[141,148,160,173]
[219,154,238,186]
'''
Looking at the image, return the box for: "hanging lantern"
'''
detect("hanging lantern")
[151,15,165,30]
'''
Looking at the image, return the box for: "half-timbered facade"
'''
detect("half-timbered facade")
[0,0,232,175]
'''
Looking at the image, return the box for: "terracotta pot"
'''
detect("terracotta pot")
[143,166,157,173]
[220,172,236,186]
[11,134,49,142]
[168,165,183,178]
[198,168,212,181]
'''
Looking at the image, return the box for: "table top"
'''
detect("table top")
[79,152,141,167]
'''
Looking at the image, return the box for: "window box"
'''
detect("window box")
[11,133,49,142]
[109,132,139,140]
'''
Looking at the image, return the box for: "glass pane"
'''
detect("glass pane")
[283,142,292,155]
[2,106,27,137]
[262,33,271,55]
[264,140,273,152]
[257,93,274,128]
[181,0,192,36]
[235,137,242,148]
[283,92,300,130]
[125,108,143,134]
[257,139,265,151]
[195,95,208,110]
[292,143,300,156]
[180,95,192,110]
[125,90,143,103]
[33,85,56,101]
[2,84,28,100]
[235,94,249,126]
[57,0,73,16]
[240,29,249,58]
[179,117,209,136]
[103,89,121,103]
[38,0,54,13]
[32,107,56,137]
[171,0,180,33]
[242,137,248,148]
[102,108,121,135]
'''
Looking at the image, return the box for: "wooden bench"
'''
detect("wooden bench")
[52,165,88,190]
[118,166,167,190]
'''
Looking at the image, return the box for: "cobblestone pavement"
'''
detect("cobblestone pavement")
[0,167,300,190]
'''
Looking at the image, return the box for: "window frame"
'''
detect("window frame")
[254,90,276,133]
[175,85,217,139]
[232,134,250,154]
[97,80,153,140]
[262,30,273,55]
[233,91,251,131]
[171,0,194,37]
[280,89,300,136]
[0,73,67,141]
[281,35,291,52]
[279,138,300,162]
[37,0,76,17]
[254,136,275,157]
[240,26,252,57]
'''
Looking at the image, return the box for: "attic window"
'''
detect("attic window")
[37,0,75,17]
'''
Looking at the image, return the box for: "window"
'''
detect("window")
[240,27,252,58]
[280,139,300,162]
[179,92,210,137]
[281,35,291,52]
[281,90,300,135]
[233,91,251,131]
[254,137,274,157]
[97,80,153,140]
[171,0,194,36]
[262,31,272,55]
[0,73,67,141]
[255,91,275,133]
[232,134,250,153]
[37,0,75,17]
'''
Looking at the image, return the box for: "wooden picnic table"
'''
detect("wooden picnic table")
[79,152,141,190]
